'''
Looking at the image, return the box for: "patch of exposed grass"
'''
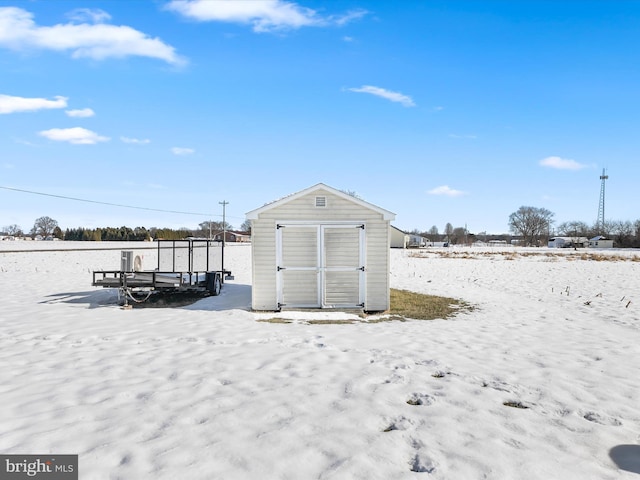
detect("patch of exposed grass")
[308,319,356,325]
[389,288,472,320]
[256,317,293,324]
[365,315,407,323]
[257,290,472,325]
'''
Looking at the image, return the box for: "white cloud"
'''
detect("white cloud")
[0,94,67,114]
[427,185,468,197]
[121,136,151,145]
[348,85,415,107]
[539,156,587,171]
[66,8,111,24]
[166,0,366,33]
[171,147,195,156]
[332,9,368,26]
[65,108,95,118]
[0,6,185,65]
[39,127,110,145]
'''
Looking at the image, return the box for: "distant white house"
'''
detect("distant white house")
[548,236,588,248]
[589,236,614,248]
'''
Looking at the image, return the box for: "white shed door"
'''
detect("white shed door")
[277,224,364,309]
[323,226,363,307]
[279,226,320,307]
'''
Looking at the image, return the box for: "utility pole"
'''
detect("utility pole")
[219,200,229,274]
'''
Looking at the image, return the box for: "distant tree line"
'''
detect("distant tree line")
[64,226,153,241]
[554,219,640,248]
[506,206,640,248]
[1,217,246,242]
[407,206,640,248]
[408,223,475,246]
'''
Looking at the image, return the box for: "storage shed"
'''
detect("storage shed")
[390,226,409,248]
[246,184,396,312]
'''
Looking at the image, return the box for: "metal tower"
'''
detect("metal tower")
[597,168,608,234]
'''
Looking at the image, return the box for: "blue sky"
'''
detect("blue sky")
[1,0,638,235]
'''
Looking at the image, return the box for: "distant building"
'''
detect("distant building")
[390,226,409,249]
[212,231,251,243]
[407,234,428,248]
[548,236,588,248]
[589,236,614,248]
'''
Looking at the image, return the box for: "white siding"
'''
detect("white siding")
[251,220,277,310]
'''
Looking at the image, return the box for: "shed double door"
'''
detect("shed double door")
[276,224,365,308]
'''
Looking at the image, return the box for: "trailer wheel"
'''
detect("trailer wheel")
[211,273,221,296]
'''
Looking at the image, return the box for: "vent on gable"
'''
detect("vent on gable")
[315,196,327,208]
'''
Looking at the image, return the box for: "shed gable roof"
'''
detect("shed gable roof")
[391,225,407,234]
[246,183,395,221]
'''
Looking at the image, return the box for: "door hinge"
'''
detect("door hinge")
[359,266,365,271]
[277,266,286,271]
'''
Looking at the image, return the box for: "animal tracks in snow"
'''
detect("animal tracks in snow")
[375,357,624,475]
[406,392,435,406]
[582,411,622,426]
[382,415,414,432]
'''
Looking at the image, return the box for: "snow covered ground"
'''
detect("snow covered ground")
[1,242,639,479]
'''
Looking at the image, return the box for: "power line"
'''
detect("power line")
[1,185,218,217]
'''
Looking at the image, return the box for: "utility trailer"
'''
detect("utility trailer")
[92,239,232,306]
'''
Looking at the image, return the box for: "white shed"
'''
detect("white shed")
[246,183,396,312]
[390,226,409,248]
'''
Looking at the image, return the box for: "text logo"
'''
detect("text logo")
[0,455,77,480]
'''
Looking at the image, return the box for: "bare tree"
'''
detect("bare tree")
[340,189,362,199]
[444,223,453,242]
[451,226,467,245]
[32,216,58,238]
[199,220,233,239]
[428,225,439,238]
[240,219,252,233]
[508,206,554,246]
[556,221,590,237]
[610,220,634,246]
[3,224,23,236]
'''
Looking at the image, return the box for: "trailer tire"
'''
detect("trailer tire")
[210,273,221,296]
